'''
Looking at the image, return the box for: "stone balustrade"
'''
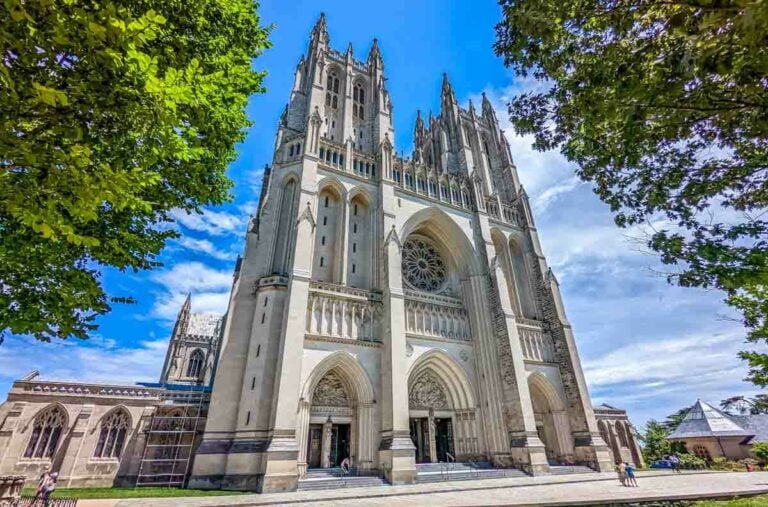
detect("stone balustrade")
[485,197,522,226]
[306,282,380,342]
[518,320,556,363]
[318,139,377,181]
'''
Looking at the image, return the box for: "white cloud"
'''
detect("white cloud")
[172,208,247,237]
[150,262,233,320]
[175,236,237,261]
[0,335,166,388]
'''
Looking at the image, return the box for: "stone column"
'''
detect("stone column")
[321,421,333,468]
[487,257,549,475]
[59,405,94,487]
[428,411,437,463]
[261,196,317,492]
[296,401,311,478]
[378,224,416,484]
[357,403,374,471]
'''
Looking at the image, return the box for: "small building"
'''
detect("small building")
[594,404,644,467]
[667,399,768,462]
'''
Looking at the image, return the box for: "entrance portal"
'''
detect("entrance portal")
[409,416,455,463]
[306,423,350,469]
[329,424,350,468]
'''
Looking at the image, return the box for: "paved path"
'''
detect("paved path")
[79,471,768,507]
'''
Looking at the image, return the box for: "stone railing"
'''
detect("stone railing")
[318,139,377,181]
[391,163,475,212]
[17,381,160,399]
[486,197,522,226]
[306,282,381,342]
[405,299,471,342]
[518,320,555,363]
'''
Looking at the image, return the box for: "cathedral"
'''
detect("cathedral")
[0,15,644,493]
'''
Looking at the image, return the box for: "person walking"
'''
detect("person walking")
[669,454,681,473]
[40,472,57,507]
[625,462,638,487]
[614,461,627,486]
[32,470,51,505]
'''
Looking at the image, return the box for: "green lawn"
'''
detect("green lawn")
[22,487,248,499]
[694,495,768,506]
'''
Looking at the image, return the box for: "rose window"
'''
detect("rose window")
[402,237,447,292]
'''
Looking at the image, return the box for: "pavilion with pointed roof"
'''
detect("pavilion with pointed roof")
[667,400,768,462]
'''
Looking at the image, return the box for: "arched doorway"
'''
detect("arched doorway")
[297,353,375,477]
[528,373,574,464]
[407,350,480,463]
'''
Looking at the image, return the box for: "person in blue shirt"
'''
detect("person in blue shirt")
[624,462,638,487]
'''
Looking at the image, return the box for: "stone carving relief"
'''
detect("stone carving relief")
[406,343,414,357]
[459,349,469,362]
[312,371,350,407]
[409,370,450,409]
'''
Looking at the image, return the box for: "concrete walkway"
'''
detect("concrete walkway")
[80,471,768,507]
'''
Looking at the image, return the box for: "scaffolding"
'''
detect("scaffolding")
[135,384,209,488]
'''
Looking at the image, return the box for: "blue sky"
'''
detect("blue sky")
[0,1,759,427]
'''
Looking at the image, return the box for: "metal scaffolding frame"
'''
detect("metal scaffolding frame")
[135,384,209,488]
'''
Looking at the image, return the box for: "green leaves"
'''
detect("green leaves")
[496,0,768,385]
[0,0,271,341]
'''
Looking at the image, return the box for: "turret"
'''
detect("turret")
[308,12,329,55]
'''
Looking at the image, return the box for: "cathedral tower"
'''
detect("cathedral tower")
[189,14,611,493]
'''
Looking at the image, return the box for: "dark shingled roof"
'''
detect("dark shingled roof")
[668,400,752,440]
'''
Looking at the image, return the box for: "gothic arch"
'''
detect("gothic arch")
[407,349,476,410]
[98,405,134,431]
[527,372,566,412]
[507,232,538,319]
[316,176,347,201]
[301,351,375,405]
[298,352,376,475]
[399,207,483,278]
[528,372,573,463]
[347,186,373,206]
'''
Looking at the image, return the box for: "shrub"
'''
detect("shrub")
[677,453,707,470]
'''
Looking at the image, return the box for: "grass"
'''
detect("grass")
[693,495,768,506]
[22,487,249,499]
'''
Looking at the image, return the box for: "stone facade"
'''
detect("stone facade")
[594,404,644,467]
[0,306,221,488]
[0,13,645,494]
[187,14,612,493]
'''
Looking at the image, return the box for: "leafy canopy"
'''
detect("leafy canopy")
[495,1,768,383]
[0,0,270,341]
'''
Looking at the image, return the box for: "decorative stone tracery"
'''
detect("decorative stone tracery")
[408,370,450,410]
[402,236,447,293]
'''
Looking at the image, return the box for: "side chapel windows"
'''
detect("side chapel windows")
[326,71,340,109]
[353,83,365,120]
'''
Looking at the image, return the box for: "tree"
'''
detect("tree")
[720,394,768,414]
[752,441,768,463]
[495,1,768,384]
[640,420,671,464]
[0,1,270,341]
[664,406,692,432]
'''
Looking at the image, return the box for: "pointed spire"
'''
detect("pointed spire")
[441,73,455,104]
[182,292,192,312]
[414,109,425,134]
[482,91,496,121]
[310,12,329,52]
[313,12,327,35]
[367,37,382,64]
[346,42,353,56]
[468,98,476,116]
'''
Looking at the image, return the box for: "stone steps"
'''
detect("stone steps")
[297,475,387,491]
[549,465,596,475]
[415,462,527,483]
